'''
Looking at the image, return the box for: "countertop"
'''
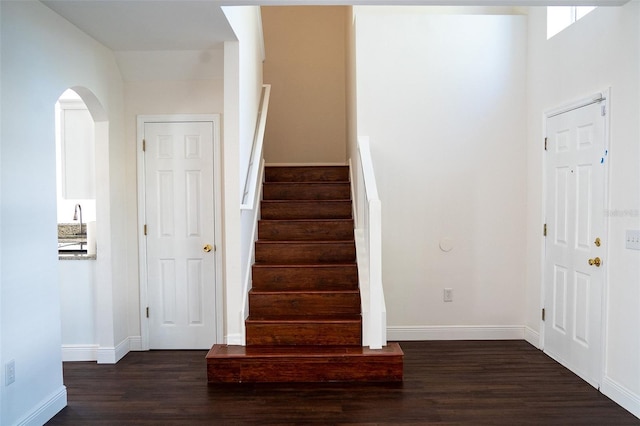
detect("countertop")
[58,224,95,260]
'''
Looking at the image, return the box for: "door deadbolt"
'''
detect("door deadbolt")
[203,244,213,253]
[594,237,601,247]
[588,257,601,267]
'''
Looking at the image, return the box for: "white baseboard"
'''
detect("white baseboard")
[387,325,525,341]
[128,335,143,351]
[601,376,640,419]
[61,344,98,362]
[96,337,132,364]
[63,337,142,363]
[524,326,541,348]
[17,385,67,426]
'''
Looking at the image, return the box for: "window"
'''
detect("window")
[547,6,597,39]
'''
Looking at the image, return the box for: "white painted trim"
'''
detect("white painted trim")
[128,335,143,351]
[546,92,607,118]
[97,346,116,364]
[115,337,131,362]
[79,336,142,364]
[601,376,640,419]
[387,325,526,341]
[136,114,224,350]
[16,386,67,426]
[61,344,99,362]
[539,107,548,351]
[264,162,348,167]
[524,326,541,349]
[96,337,131,364]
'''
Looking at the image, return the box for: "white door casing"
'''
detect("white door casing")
[543,93,609,388]
[137,115,222,350]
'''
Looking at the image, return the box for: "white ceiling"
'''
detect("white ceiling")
[41,1,237,51]
[42,0,628,53]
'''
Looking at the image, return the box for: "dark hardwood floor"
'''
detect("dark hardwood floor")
[47,340,638,425]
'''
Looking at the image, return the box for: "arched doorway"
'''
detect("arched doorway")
[55,86,114,363]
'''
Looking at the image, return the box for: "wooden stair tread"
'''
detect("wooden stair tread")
[256,240,355,244]
[264,166,350,183]
[251,264,358,291]
[263,181,350,184]
[249,289,360,295]
[253,262,357,269]
[207,342,403,358]
[246,315,361,322]
[259,219,354,223]
[253,261,356,266]
[261,200,352,220]
[263,182,351,201]
[262,199,351,204]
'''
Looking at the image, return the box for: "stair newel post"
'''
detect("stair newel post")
[368,197,385,350]
[357,137,387,350]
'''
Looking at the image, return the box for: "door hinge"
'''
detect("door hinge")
[146,307,149,318]
[543,223,547,237]
[601,105,606,116]
[544,137,548,151]
[542,308,546,321]
[142,139,146,152]
[144,224,147,236]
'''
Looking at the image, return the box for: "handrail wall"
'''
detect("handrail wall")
[354,136,386,349]
[241,84,271,210]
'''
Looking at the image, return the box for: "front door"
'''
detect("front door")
[543,98,607,387]
[143,120,217,349]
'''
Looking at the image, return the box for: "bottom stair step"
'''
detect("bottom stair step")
[206,343,404,383]
[245,316,362,346]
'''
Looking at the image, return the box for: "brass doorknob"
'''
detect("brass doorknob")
[203,244,213,253]
[588,257,601,267]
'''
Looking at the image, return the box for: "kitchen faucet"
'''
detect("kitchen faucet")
[73,203,83,236]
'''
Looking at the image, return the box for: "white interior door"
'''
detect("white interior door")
[544,99,607,388]
[144,121,217,349]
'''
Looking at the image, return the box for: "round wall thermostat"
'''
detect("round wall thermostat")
[439,238,454,252]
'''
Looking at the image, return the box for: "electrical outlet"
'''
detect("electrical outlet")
[5,360,15,386]
[626,230,640,250]
[443,288,453,302]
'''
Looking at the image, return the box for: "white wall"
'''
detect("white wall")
[221,6,265,344]
[223,6,264,195]
[525,3,640,416]
[0,0,125,423]
[354,9,528,339]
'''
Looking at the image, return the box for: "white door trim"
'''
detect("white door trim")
[540,88,611,386]
[137,114,223,351]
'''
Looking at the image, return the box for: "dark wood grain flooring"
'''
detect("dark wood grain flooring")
[47,340,639,425]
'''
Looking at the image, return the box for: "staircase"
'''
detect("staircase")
[206,166,403,383]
